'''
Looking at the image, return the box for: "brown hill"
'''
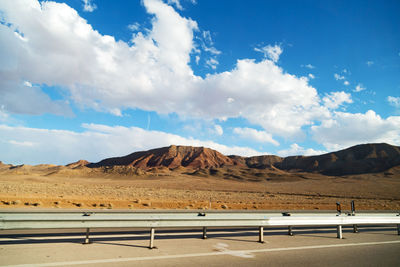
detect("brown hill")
[88,145,240,170]
[66,160,90,169]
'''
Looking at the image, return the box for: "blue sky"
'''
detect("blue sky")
[0,0,399,165]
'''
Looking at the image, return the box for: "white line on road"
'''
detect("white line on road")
[2,240,400,267]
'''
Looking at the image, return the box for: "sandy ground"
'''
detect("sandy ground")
[0,172,399,211]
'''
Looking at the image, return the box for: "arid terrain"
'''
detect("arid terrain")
[0,143,399,211]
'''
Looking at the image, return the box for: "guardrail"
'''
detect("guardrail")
[1,210,399,248]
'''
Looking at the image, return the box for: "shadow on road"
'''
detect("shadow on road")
[0,226,396,246]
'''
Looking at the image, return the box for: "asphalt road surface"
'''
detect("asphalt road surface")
[0,226,399,266]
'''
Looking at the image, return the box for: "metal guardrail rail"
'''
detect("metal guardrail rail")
[1,210,399,248]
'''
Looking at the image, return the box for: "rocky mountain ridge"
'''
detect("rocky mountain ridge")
[1,143,399,177]
[87,143,400,176]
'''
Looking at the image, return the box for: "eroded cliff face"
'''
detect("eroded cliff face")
[87,145,240,169]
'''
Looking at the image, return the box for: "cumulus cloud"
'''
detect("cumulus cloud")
[308,73,315,79]
[0,0,329,138]
[254,44,283,63]
[0,124,266,165]
[343,81,349,86]
[233,127,279,146]
[388,96,400,108]
[311,110,400,151]
[322,91,352,110]
[277,143,326,157]
[82,0,97,12]
[0,79,73,116]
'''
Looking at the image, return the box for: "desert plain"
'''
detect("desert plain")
[1,143,399,211]
[0,166,399,211]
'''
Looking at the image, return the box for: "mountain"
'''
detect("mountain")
[2,143,398,177]
[88,145,240,169]
[275,143,400,175]
[87,143,400,176]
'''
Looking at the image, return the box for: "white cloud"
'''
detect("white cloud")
[322,91,352,110]
[277,143,326,157]
[312,110,400,151]
[128,22,140,31]
[199,31,221,55]
[0,124,265,165]
[202,31,213,45]
[167,0,183,10]
[354,83,366,92]
[366,61,374,66]
[1,79,73,116]
[308,73,315,79]
[82,0,97,12]
[8,140,36,147]
[301,64,315,69]
[343,81,349,86]
[197,30,221,69]
[205,58,219,69]
[233,127,279,146]
[14,31,28,42]
[213,124,223,136]
[334,73,345,80]
[0,0,329,138]
[254,44,283,63]
[203,46,221,55]
[109,108,122,117]
[23,81,32,87]
[388,96,400,108]
[0,106,8,122]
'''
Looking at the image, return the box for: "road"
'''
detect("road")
[0,226,399,266]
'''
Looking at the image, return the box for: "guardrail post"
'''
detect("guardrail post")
[351,201,358,233]
[336,202,341,215]
[288,226,293,236]
[83,228,90,244]
[258,226,264,243]
[202,227,207,239]
[337,225,343,239]
[149,228,156,249]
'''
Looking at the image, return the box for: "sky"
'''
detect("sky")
[0,0,399,165]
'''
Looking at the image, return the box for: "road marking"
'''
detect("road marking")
[213,242,256,258]
[2,240,400,267]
